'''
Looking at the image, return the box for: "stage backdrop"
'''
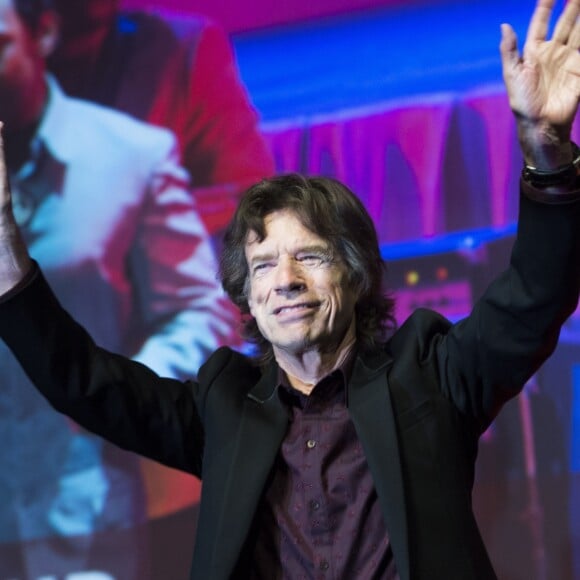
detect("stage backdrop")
[120,0,429,32]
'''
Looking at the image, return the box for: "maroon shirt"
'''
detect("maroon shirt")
[249,363,399,579]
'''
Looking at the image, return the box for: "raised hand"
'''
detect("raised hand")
[0,123,32,295]
[500,0,580,168]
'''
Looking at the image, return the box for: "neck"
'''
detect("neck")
[274,320,357,395]
[2,83,47,173]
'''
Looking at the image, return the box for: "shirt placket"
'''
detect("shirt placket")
[302,390,340,579]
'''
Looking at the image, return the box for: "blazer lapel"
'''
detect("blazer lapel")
[210,361,288,578]
[348,352,410,580]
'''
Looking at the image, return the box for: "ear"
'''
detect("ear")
[35,11,61,59]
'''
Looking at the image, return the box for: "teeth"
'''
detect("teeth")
[278,304,310,313]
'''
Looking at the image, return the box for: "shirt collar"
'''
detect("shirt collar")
[277,348,357,409]
[34,74,77,164]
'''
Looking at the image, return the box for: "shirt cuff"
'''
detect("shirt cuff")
[0,261,39,304]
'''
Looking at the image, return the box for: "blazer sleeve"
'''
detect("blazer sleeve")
[425,188,580,430]
[0,268,212,477]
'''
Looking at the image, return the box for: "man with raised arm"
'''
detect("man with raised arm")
[1,0,579,578]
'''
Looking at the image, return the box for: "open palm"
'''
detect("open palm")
[501,0,580,143]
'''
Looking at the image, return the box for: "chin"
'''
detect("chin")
[273,334,313,355]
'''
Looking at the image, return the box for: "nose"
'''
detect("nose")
[274,257,305,295]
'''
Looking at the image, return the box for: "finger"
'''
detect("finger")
[0,123,11,207]
[0,122,6,186]
[552,0,580,44]
[567,6,580,47]
[500,23,520,71]
[525,0,555,45]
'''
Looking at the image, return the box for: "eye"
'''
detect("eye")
[297,253,326,267]
[252,262,273,276]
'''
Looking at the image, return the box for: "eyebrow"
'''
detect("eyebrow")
[248,252,276,267]
[296,244,334,257]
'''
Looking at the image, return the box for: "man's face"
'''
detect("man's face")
[245,209,359,358]
[0,0,47,127]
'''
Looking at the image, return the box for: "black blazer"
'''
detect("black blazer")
[1,192,579,579]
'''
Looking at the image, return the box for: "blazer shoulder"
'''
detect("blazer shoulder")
[390,307,452,355]
[198,346,262,394]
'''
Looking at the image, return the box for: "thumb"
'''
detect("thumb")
[0,123,12,210]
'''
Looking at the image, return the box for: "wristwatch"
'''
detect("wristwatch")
[522,142,580,187]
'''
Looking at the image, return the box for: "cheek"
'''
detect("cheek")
[247,287,256,316]
[246,281,264,317]
[331,281,359,314]
[247,297,255,317]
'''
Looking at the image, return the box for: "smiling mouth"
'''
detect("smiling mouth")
[274,302,318,315]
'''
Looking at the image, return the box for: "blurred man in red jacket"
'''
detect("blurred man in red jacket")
[49,0,275,236]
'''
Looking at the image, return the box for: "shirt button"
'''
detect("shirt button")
[306,439,317,449]
[320,560,329,570]
[310,500,321,511]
